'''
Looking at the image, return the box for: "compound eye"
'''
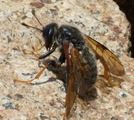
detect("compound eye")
[46,27,54,36]
[43,23,58,50]
[43,28,53,50]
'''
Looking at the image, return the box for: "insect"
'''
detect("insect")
[15,10,125,120]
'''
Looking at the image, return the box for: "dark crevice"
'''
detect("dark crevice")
[113,0,134,57]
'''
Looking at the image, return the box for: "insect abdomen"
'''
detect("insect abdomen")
[79,47,97,97]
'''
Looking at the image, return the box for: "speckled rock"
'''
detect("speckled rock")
[0,0,133,120]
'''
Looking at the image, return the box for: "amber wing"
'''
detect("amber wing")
[83,34,125,78]
[63,42,92,120]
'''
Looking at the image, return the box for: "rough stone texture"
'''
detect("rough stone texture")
[0,0,133,120]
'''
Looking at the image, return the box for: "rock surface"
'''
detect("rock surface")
[0,0,133,120]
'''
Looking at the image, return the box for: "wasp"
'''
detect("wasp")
[15,10,125,120]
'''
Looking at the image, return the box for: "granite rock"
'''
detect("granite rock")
[0,0,133,120]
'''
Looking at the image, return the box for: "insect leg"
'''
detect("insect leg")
[14,62,51,83]
[39,48,55,59]
[23,45,45,58]
[104,68,123,87]
[14,52,65,84]
[39,43,57,59]
[104,68,109,80]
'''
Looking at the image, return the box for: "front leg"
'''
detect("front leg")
[14,53,65,84]
[14,61,54,83]
[23,45,45,58]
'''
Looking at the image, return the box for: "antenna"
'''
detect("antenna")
[21,10,44,32]
[31,10,44,28]
[22,23,43,32]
